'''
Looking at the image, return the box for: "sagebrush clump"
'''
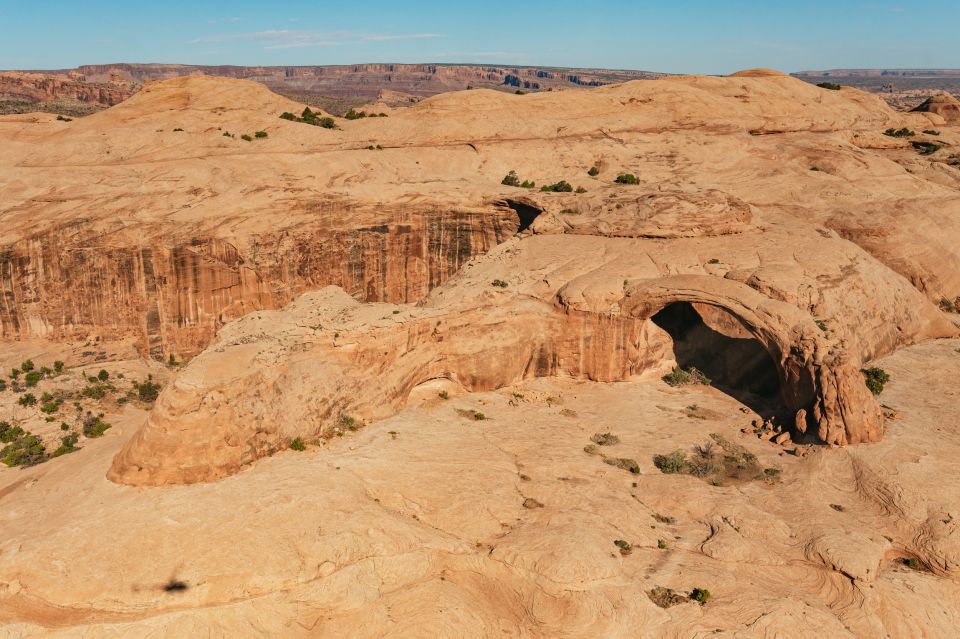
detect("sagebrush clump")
[861,367,890,395]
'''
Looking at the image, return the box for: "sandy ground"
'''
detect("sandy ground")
[0,337,957,637]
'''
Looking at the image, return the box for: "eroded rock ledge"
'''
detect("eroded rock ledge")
[109,268,941,485]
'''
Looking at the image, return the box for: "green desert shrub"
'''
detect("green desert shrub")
[884,127,915,138]
[135,376,161,402]
[54,361,64,374]
[240,134,253,142]
[662,366,710,387]
[290,437,306,451]
[653,450,689,474]
[690,588,711,604]
[52,432,80,457]
[344,109,367,120]
[614,173,640,185]
[18,393,37,407]
[816,82,841,90]
[923,129,941,136]
[82,413,111,438]
[911,140,941,155]
[255,130,268,138]
[501,171,522,187]
[861,367,890,395]
[491,279,509,288]
[1,433,45,467]
[20,359,34,372]
[540,180,573,192]
[588,166,600,176]
[0,421,25,443]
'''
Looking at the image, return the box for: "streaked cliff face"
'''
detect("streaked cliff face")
[0,205,518,359]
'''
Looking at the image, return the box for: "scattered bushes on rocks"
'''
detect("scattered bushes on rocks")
[816,82,841,90]
[280,108,337,129]
[604,457,640,474]
[338,414,360,431]
[255,131,268,138]
[911,140,941,155]
[654,434,769,485]
[613,539,633,555]
[690,588,711,604]
[588,166,600,176]
[24,371,41,387]
[502,171,535,188]
[923,130,941,136]
[0,421,25,443]
[653,450,689,474]
[540,180,573,192]
[135,375,162,402]
[861,367,889,395]
[240,134,253,142]
[52,432,79,457]
[884,127,915,138]
[662,366,711,387]
[591,432,620,446]
[56,115,73,122]
[17,393,37,407]
[438,390,450,400]
[82,412,111,438]
[1,433,45,467]
[344,109,367,120]
[21,360,34,372]
[290,437,306,451]
[491,279,509,288]
[614,173,640,185]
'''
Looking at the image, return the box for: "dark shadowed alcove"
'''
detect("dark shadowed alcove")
[651,301,785,418]
[503,199,543,233]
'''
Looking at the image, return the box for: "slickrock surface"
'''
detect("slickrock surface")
[3,338,960,637]
[2,69,960,636]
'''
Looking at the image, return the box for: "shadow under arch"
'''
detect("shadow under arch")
[650,301,787,419]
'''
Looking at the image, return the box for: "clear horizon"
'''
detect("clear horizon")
[2,0,959,74]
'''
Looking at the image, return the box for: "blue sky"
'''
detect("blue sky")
[1,1,957,74]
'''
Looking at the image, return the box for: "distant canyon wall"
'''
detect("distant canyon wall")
[0,206,518,359]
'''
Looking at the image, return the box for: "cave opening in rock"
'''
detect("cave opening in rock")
[504,199,543,233]
[651,302,786,418]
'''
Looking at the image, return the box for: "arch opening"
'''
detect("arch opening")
[651,301,786,419]
[503,199,543,233]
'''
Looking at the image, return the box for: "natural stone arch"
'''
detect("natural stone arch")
[620,275,883,445]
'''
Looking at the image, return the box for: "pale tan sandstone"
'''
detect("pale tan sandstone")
[3,338,960,637]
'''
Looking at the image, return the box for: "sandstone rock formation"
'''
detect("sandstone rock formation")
[911,91,960,123]
[0,71,136,115]
[4,69,960,638]
[64,62,668,98]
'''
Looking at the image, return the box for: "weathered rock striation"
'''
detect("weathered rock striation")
[2,71,959,485]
